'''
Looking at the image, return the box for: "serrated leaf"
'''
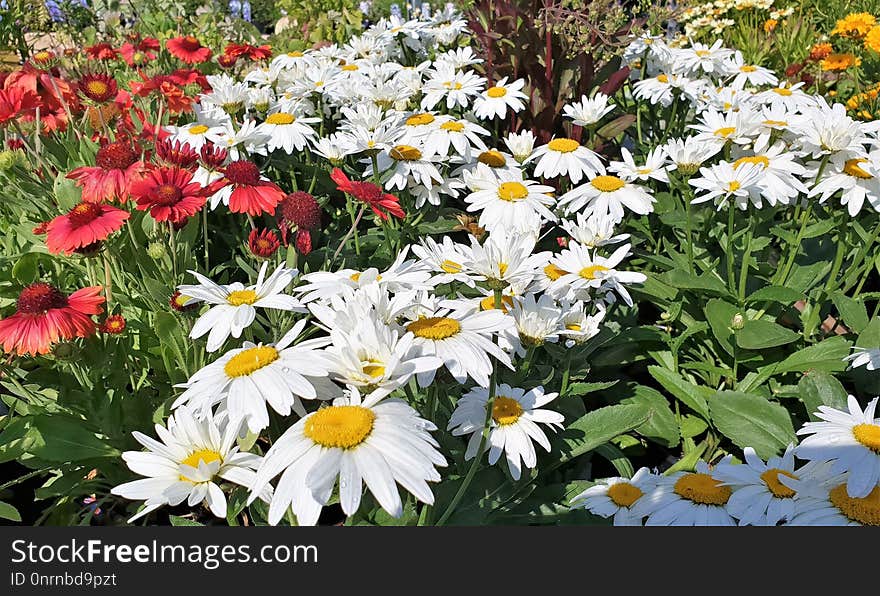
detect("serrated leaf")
[556,404,652,468]
[830,291,869,333]
[708,390,796,458]
[798,370,849,421]
[736,319,800,349]
[647,365,710,420]
[679,415,708,439]
[0,501,21,522]
[745,285,804,304]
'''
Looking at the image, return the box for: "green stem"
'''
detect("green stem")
[738,214,755,305]
[202,207,210,272]
[726,203,736,294]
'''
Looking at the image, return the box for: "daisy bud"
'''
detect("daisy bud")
[147,241,167,260]
[248,228,281,259]
[731,313,745,330]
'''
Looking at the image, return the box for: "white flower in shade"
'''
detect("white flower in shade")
[409,175,467,208]
[411,235,478,287]
[713,445,805,526]
[788,471,880,526]
[550,242,646,306]
[731,145,808,207]
[311,132,356,164]
[561,211,629,248]
[422,117,489,159]
[257,110,321,154]
[810,154,880,217]
[689,161,766,210]
[472,77,527,120]
[558,172,655,222]
[111,407,270,522]
[796,395,880,498]
[570,467,658,525]
[178,263,303,352]
[509,293,563,351]
[465,227,551,290]
[504,130,536,163]
[563,93,615,126]
[639,459,737,526]
[172,320,334,432]
[633,72,681,107]
[791,98,869,158]
[609,146,669,184]
[690,108,759,148]
[371,143,444,190]
[201,75,251,115]
[420,66,486,110]
[559,301,605,347]
[448,384,564,481]
[663,136,721,176]
[247,87,274,113]
[527,137,604,184]
[846,347,880,371]
[675,40,734,75]
[322,318,442,401]
[726,52,778,90]
[403,307,513,387]
[463,168,557,233]
[248,387,446,526]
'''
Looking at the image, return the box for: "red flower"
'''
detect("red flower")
[0,283,104,356]
[67,141,146,203]
[100,314,126,334]
[330,168,405,221]
[45,202,130,255]
[169,290,198,312]
[3,65,78,133]
[200,144,228,170]
[155,139,199,169]
[79,73,118,104]
[210,160,286,216]
[30,50,56,68]
[0,86,42,125]
[159,81,193,114]
[131,167,207,224]
[119,44,154,67]
[295,229,313,255]
[217,54,238,69]
[248,228,281,258]
[224,43,272,61]
[279,191,322,229]
[85,43,119,61]
[166,36,212,64]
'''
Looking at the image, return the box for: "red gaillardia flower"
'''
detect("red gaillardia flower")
[0,283,105,356]
[30,50,56,68]
[100,314,126,334]
[85,43,119,61]
[295,229,313,255]
[224,43,272,61]
[209,160,286,216]
[67,141,146,203]
[330,168,405,221]
[217,54,238,69]
[45,202,130,255]
[131,167,207,224]
[78,73,118,104]
[155,138,199,169]
[248,228,281,258]
[277,190,322,247]
[0,86,42,126]
[169,290,198,312]
[166,36,212,64]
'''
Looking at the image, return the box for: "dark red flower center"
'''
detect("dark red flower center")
[17,282,68,314]
[279,191,321,229]
[348,181,384,203]
[180,36,202,51]
[96,142,138,171]
[224,160,261,186]
[154,183,183,206]
[67,203,103,227]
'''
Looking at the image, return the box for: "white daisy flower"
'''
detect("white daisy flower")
[561,210,630,248]
[371,143,444,190]
[690,107,759,148]
[411,235,478,287]
[846,347,880,371]
[796,395,880,498]
[111,407,270,522]
[409,175,467,208]
[311,132,356,165]
[559,301,605,347]
[248,387,447,526]
[562,92,615,127]
[810,153,880,217]
[549,242,646,306]
[674,39,734,75]
[448,384,564,481]
[257,110,321,154]
[504,130,536,163]
[609,146,669,184]
[463,168,557,233]
[788,471,880,526]
[420,65,486,110]
[663,136,721,177]
[725,51,778,90]
[640,459,737,526]
[558,172,655,222]
[731,144,808,207]
[465,227,551,290]
[422,117,489,159]
[472,77,527,120]
[689,161,766,210]
[570,467,658,525]
[754,82,815,112]
[791,98,869,159]
[509,293,563,350]
[528,137,604,184]
[178,263,303,352]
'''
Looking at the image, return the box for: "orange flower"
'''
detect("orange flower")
[831,12,876,38]
[820,53,862,71]
[763,19,778,33]
[809,43,833,61]
[866,25,880,52]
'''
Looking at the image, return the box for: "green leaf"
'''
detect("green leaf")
[708,390,796,458]
[679,415,708,439]
[647,365,711,420]
[772,336,852,375]
[736,319,800,350]
[745,286,804,305]
[566,380,618,397]
[29,415,119,462]
[704,298,739,356]
[12,253,46,285]
[798,370,849,421]
[831,291,869,334]
[660,268,730,296]
[595,114,636,139]
[0,501,21,522]
[556,404,652,468]
[856,317,880,348]
[169,515,204,526]
[621,385,680,447]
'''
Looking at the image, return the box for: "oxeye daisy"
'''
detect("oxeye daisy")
[67,140,146,203]
[504,130,536,163]
[420,66,485,110]
[448,384,564,481]
[560,211,629,248]
[207,160,286,216]
[558,171,655,222]
[558,300,605,347]
[570,467,658,525]
[549,242,646,306]
[422,117,489,160]
[689,161,766,210]
[527,137,604,184]
[465,227,551,290]
[411,235,478,288]
[177,262,303,352]
[730,144,808,207]
[462,168,557,233]
[130,167,208,224]
[796,395,880,498]
[562,92,615,127]
[846,346,880,371]
[45,202,130,255]
[810,154,880,216]
[609,147,669,184]
[640,459,737,526]
[257,110,321,154]
[508,293,563,351]
[789,471,880,526]
[370,143,443,191]
[111,407,269,522]
[472,77,527,120]
[172,319,333,432]
[248,387,447,526]
[726,52,778,90]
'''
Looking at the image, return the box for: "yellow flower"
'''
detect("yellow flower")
[866,25,880,52]
[831,12,876,38]
[763,18,778,33]
[820,53,862,71]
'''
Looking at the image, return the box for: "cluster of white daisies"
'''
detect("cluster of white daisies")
[110,15,880,526]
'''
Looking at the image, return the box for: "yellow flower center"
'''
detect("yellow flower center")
[479,295,513,313]
[224,346,280,378]
[695,50,710,57]
[390,145,422,161]
[844,159,873,179]
[607,482,644,507]
[565,323,582,331]
[733,155,770,169]
[544,263,568,281]
[547,138,580,153]
[304,405,376,449]
[760,469,798,498]
[453,82,463,90]
[265,112,296,125]
[179,449,222,482]
[497,181,529,201]
[486,86,507,98]
[341,64,359,71]
[492,396,524,425]
[763,119,788,127]
[441,259,463,274]
[314,81,324,87]
[853,423,880,452]
[406,113,435,126]
[362,361,385,378]
[636,167,653,175]
[407,316,462,340]
[189,124,209,135]
[828,483,880,525]
[772,87,793,96]
[673,473,732,505]
[740,65,757,72]
[657,73,669,83]
[226,289,258,306]
[590,175,625,192]
[714,126,737,138]
[728,181,742,192]
[287,51,304,57]
[579,264,609,280]
[440,121,465,132]
[478,150,506,167]
[86,80,109,96]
